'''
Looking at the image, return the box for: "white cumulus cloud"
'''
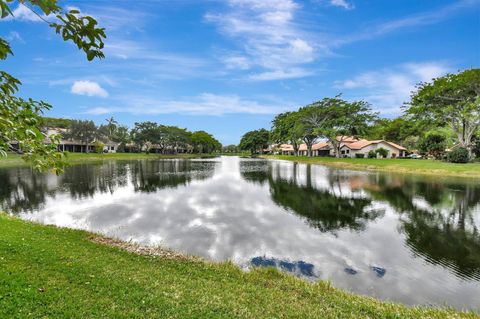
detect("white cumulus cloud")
[206,0,318,81]
[334,62,451,115]
[71,81,109,98]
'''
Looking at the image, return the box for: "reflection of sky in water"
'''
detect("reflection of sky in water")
[0,157,479,311]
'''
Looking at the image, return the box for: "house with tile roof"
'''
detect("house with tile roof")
[339,139,407,158]
[276,136,407,158]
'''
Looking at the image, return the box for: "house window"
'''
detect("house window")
[346,150,350,154]
[341,150,346,155]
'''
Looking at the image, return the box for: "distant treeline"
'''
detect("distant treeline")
[42,117,222,154]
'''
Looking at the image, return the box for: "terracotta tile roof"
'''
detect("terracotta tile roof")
[279,144,294,151]
[342,140,380,150]
[343,140,406,151]
[336,136,362,143]
[313,142,329,150]
[296,142,330,151]
[385,141,407,151]
[279,138,406,152]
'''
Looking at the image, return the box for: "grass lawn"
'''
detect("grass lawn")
[263,155,480,178]
[0,214,476,318]
[0,152,218,169]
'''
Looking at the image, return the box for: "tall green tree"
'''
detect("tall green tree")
[366,117,423,145]
[131,122,159,153]
[102,116,118,141]
[309,97,377,158]
[164,126,191,154]
[111,125,130,143]
[63,120,98,153]
[296,106,323,157]
[239,129,270,155]
[0,0,106,172]
[190,131,221,153]
[271,111,302,156]
[405,69,480,159]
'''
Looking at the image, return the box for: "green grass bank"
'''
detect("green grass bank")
[0,214,476,318]
[262,155,480,178]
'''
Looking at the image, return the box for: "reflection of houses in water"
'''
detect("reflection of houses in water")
[253,161,384,233]
[239,159,480,281]
[0,160,217,213]
[250,256,317,278]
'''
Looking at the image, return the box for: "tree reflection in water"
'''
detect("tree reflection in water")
[60,162,129,199]
[0,160,216,214]
[0,168,54,214]
[240,161,384,233]
[357,174,480,281]
[1,158,479,284]
[239,160,480,281]
[131,160,215,193]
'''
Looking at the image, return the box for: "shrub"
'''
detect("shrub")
[93,141,105,154]
[368,150,377,158]
[375,147,389,158]
[355,153,365,158]
[446,147,469,163]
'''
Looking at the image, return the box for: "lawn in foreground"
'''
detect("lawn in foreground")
[0,215,475,318]
[264,155,480,178]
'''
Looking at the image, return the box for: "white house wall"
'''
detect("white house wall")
[343,142,404,158]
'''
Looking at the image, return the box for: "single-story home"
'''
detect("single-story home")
[339,139,407,158]
[45,128,118,153]
[276,136,407,158]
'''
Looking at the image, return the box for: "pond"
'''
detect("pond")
[1,156,479,311]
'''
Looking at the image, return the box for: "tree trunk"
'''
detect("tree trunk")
[307,144,312,157]
[293,142,299,156]
[330,140,341,158]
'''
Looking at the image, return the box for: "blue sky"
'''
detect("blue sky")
[2,0,479,145]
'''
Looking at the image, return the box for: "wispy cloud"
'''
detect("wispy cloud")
[334,62,451,115]
[5,31,24,43]
[82,93,287,116]
[249,68,314,81]
[206,0,319,81]
[330,0,354,10]
[335,0,479,46]
[71,81,109,98]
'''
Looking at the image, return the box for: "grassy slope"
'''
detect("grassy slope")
[0,215,475,319]
[0,153,217,168]
[264,155,480,178]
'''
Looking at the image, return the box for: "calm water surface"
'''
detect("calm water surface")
[1,156,479,311]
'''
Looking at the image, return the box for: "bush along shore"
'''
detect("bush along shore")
[263,155,480,178]
[0,214,477,318]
